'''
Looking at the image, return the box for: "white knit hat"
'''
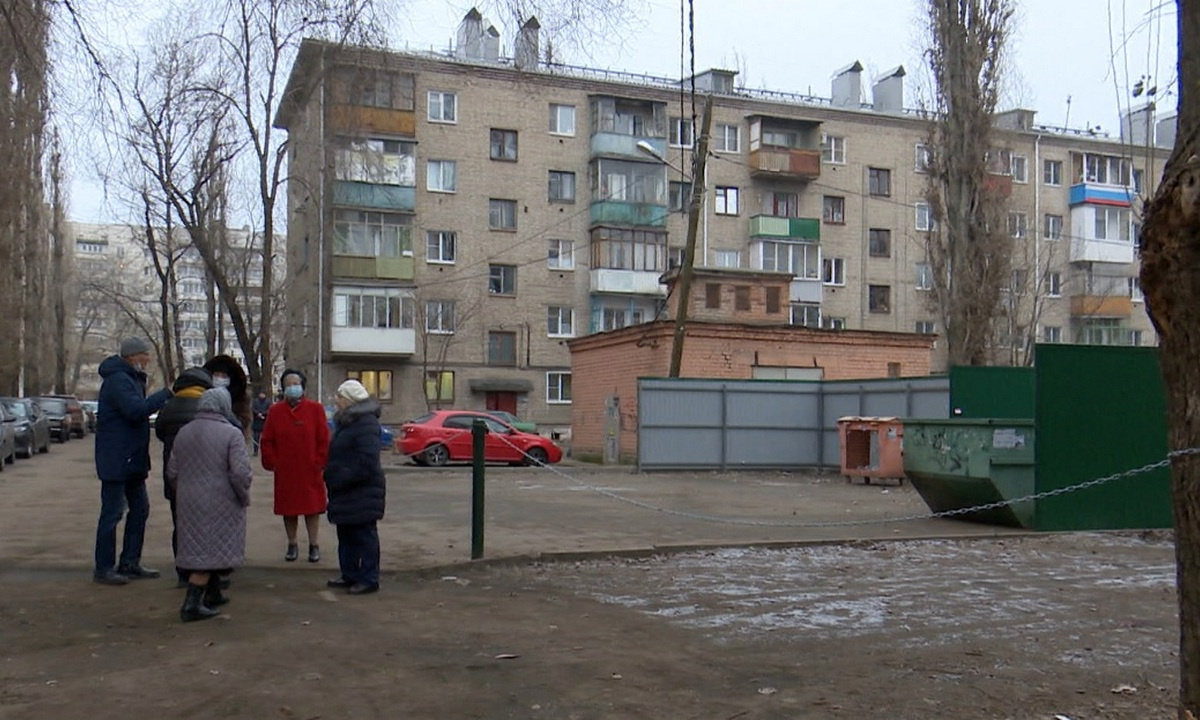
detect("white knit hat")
[336,379,370,403]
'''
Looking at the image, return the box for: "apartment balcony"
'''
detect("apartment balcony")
[749,215,821,241]
[1069,237,1135,264]
[748,147,821,182]
[330,327,416,355]
[332,181,415,212]
[590,133,667,161]
[1069,182,1136,208]
[589,268,667,296]
[790,278,823,304]
[331,254,414,281]
[590,200,668,227]
[328,104,416,137]
[1070,294,1133,318]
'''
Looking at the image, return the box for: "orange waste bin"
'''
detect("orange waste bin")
[837,416,905,485]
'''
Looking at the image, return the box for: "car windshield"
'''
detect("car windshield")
[4,402,27,418]
[40,399,66,412]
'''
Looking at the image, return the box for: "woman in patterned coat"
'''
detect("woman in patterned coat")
[168,388,253,622]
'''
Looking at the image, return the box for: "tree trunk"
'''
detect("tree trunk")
[1138,4,1200,716]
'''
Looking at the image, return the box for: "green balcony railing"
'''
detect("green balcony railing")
[749,215,820,241]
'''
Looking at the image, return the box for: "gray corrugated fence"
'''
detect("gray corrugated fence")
[636,377,950,470]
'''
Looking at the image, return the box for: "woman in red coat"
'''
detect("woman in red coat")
[260,369,330,563]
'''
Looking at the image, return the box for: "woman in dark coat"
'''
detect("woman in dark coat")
[323,380,385,595]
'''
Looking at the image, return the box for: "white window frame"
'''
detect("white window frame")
[915,143,932,173]
[714,124,740,153]
[714,250,740,268]
[821,134,846,164]
[823,316,846,330]
[668,116,694,148]
[761,240,820,280]
[1094,206,1131,242]
[488,264,517,295]
[335,138,416,186]
[425,300,456,334]
[822,257,845,286]
[915,202,935,232]
[915,320,936,335]
[1129,277,1144,302]
[547,306,575,337]
[426,230,456,265]
[714,186,739,216]
[1044,214,1063,240]
[546,371,572,404]
[1011,155,1028,183]
[788,302,822,328]
[1047,271,1062,297]
[1008,211,1028,239]
[548,239,575,270]
[1043,325,1062,343]
[427,90,457,123]
[915,262,934,291]
[1044,159,1063,186]
[549,104,575,136]
[427,159,457,193]
[332,286,415,329]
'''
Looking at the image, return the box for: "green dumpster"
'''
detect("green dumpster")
[902,418,1036,528]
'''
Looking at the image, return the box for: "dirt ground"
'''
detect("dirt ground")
[0,436,1182,719]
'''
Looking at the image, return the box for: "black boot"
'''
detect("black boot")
[204,575,229,607]
[180,584,220,622]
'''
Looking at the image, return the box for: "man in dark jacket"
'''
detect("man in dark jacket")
[93,338,173,586]
[251,390,270,456]
[155,366,213,585]
[323,380,385,595]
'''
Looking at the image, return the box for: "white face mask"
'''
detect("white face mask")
[213,377,231,388]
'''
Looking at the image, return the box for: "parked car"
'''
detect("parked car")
[44,394,87,438]
[36,397,73,443]
[483,410,537,434]
[79,400,98,432]
[1,398,51,458]
[0,404,16,469]
[399,410,563,467]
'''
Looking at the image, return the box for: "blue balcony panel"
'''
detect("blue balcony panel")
[1068,183,1135,208]
[333,181,416,212]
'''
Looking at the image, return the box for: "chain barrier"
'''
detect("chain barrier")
[479,434,1200,529]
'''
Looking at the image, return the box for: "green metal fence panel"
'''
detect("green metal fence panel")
[949,366,1035,419]
[1033,344,1170,531]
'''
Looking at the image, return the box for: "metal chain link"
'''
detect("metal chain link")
[489,433,1200,529]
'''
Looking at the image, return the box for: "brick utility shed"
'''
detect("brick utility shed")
[567,268,937,461]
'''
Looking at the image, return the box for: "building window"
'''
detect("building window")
[547,306,575,336]
[916,262,933,290]
[425,300,456,334]
[332,287,415,329]
[427,159,457,192]
[335,137,416,186]
[1011,268,1027,294]
[668,246,685,269]
[823,195,845,224]
[714,250,740,268]
[593,157,667,203]
[868,167,891,196]
[345,370,393,402]
[591,227,668,271]
[425,370,454,402]
[1044,159,1062,186]
[822,257,845,286]
[1082,153,1132,186]
[1129,277,1144,302]
[821,134,846,164]
[869,229,891,258]
[1008,211,1028,239]
[823,316,846,330]
[915,143,932,173]
[768,191,799,218]
[487,331,517,366]
[669,181,692,212]
[714,124,740,152]
[734,286,751,311]
[1043,326,1062,343]
[669,116,694,147]
[705,283,722,309]
[490,129,518,161]
[715,186,740,215]
[547,371,572,403]
[915,320,935,335]
[1047,271,1062,296]
[489,199,517,230]
[790,302,821,328]
[868,284,891,313]
[488,264,517,295]
[428,90,457,122]
[765,286,781,314]
[762,240,819,280]
[548,170,576,202]
[426,230,456,264]
[600,306,646,330]
[333,210,412,257]
[1095,207,1131,241]
[915,202,935,231]
[1044,214,1063,240]
[548,239,575,270]
[549,103,575,135]
[1011,155,1028,183]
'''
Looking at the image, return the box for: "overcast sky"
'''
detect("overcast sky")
[67,0,1177,223]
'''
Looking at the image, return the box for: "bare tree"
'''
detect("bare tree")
[413,289,484,412]
[920,0,1016,366]
[1138,2,1200,715]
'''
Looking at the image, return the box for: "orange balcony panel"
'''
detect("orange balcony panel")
[983,173,1013,198]
[749,148,821,181]
[329,104,416,136]
[1070,295,1133,318]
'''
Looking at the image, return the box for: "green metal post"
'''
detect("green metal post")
[471,418,486,559]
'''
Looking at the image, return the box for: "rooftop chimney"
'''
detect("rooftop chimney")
[514,16,540,71]
[831,61,863,108]
[871,66,906,114]
[455,8,483,59]
[1120,102,1155,145]
[994,109,1037,131]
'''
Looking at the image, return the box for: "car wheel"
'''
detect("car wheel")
[525,447,549,466]
[39,439,49,453]
[423,443,449,467]
[18,444,31,460]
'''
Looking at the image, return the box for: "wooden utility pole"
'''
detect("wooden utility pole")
[669,94,714,378]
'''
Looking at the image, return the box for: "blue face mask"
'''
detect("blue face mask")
[283,385,303,400]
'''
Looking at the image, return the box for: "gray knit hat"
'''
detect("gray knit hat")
[119,337,152,357]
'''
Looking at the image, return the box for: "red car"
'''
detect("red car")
[399,410,563,467]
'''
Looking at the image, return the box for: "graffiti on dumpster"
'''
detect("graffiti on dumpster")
[907,426,982,474]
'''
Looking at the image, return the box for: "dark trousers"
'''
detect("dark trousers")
[252,428,262,455]
[336,521,379,587]
[94,478,150,575]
